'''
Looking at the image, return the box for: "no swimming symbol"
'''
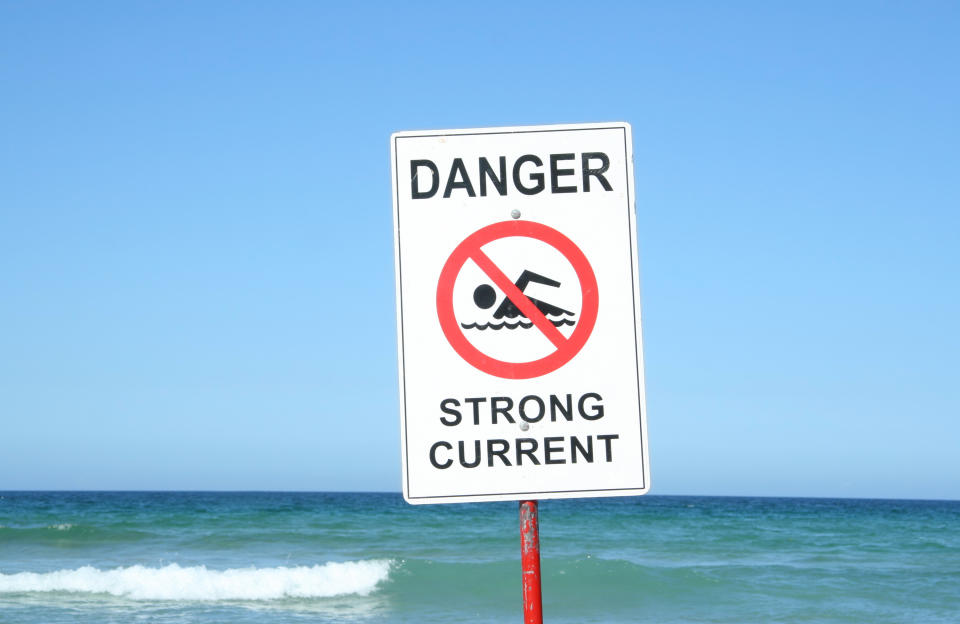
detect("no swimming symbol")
[436,220,599,379]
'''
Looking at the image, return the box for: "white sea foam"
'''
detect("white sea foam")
[0,560,392,601]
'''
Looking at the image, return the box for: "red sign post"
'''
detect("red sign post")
[520,500,543,624]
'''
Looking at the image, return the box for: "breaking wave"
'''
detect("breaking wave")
[0,560,392,601]
[461,318,576,330]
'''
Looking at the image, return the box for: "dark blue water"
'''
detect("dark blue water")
[1,492,958,623]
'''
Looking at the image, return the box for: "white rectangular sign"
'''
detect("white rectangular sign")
[391,122,649,504]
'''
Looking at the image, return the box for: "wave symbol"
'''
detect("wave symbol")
[461,318,576,331]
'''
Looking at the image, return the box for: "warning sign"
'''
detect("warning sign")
[392,123,649,504]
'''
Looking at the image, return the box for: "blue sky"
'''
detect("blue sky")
[1,2,957,499]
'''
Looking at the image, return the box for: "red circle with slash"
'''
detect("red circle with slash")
[436,220,599,379]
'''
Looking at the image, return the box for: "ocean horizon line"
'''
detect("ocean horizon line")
[1,490,956,503]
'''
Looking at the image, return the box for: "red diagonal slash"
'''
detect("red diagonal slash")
[469,248,568,349]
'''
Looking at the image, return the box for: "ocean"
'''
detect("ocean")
[0,492,957,623]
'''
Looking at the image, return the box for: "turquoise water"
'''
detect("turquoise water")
[1,493,957,623]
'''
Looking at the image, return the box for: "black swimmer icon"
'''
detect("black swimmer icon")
[462,270,576,330]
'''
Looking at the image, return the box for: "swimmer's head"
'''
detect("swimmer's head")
[473,284,496,309]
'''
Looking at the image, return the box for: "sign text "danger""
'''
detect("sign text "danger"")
[410,152,613,199]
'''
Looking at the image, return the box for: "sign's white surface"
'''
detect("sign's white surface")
[391,123,649,504]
